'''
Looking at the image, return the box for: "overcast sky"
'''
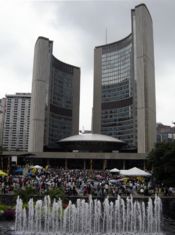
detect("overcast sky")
[0,0,175,130]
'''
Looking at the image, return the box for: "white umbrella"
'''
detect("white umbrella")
[120,167,151,177]
[110,168,120,173]
[109,178,129,184]
[32,165,43,169]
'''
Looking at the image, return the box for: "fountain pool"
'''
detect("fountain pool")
[15,195,163,235]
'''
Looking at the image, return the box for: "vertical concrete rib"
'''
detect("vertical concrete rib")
[28,37,52,152]
[72,67,80,135]
[133,4,156,153]
[92,47,102,134]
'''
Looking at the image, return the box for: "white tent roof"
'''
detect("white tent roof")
[120,170,129,175]
[110,168,120,173]
[60,133,124,143]
[120,167,151,176]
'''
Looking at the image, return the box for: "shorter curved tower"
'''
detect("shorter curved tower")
[29,37,80,152]
[93,4,156,153]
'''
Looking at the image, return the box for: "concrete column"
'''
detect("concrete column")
[122,160,126,169]
[92,47,102,133]
[133,5,156,153]
[7,157,10,174]
[65,159,68,170]
[0,156,3,170]
[83,160,86,170]
[90,160,93,170]
[103,159,107,170]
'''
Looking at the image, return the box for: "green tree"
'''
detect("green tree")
[147,141,175,186]
[44,187,65,201]
[14,186,38,203]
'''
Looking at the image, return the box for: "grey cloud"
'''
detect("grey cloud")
[51,0,175,76]
[51,1,134,79]
[54,1,132,43]
[50,0,175,127]
[1,0,175,127]
[0,40,33,80]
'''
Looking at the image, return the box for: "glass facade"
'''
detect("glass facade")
[101,37,136,149]
[48,57,73,146]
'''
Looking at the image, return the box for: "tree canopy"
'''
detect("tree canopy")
[147,141,175,186]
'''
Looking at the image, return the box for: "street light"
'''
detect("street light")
[172,122,175,141]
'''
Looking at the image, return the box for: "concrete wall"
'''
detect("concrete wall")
[27,151,146,160]
[92,47,102,133]
[28,37,52,152]
[132,4,156,153]
[72,68,80,135]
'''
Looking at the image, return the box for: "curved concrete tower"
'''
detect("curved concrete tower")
[93,4,156,153]
[29,37,80,152]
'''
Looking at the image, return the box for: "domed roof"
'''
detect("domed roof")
[59,133,124,143]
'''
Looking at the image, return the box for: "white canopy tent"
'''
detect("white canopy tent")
[110,168,120,173]
[119,170,129,175]
[120,167,151,177]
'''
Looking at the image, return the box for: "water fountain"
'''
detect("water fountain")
[15,195,164,235]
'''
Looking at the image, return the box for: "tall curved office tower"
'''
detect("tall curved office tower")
[92,4,156,153]
[28,37,80,152]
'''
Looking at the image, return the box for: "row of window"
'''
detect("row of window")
[102,57,131,67]
[3,136,29,140]
[102,129,134,141]
[102,44,132,59]
[102,53,131,62]
[102,72,131,81]
[101,44,132,88]
[51,70,72,109]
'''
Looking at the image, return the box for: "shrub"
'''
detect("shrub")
[3,208,15,220]
[0,209,4,220]
[15,186,38,203]
[0,204,14,221]
[0,204,9,211]
[45,187,65,201]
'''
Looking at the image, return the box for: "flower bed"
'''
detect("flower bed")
[0,205,15,221]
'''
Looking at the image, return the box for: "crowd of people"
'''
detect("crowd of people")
[0,167,174,197]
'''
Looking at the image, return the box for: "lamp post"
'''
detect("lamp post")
[172,122,175,141]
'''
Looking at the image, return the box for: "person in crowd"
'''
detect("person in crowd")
[0,167,174,198]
